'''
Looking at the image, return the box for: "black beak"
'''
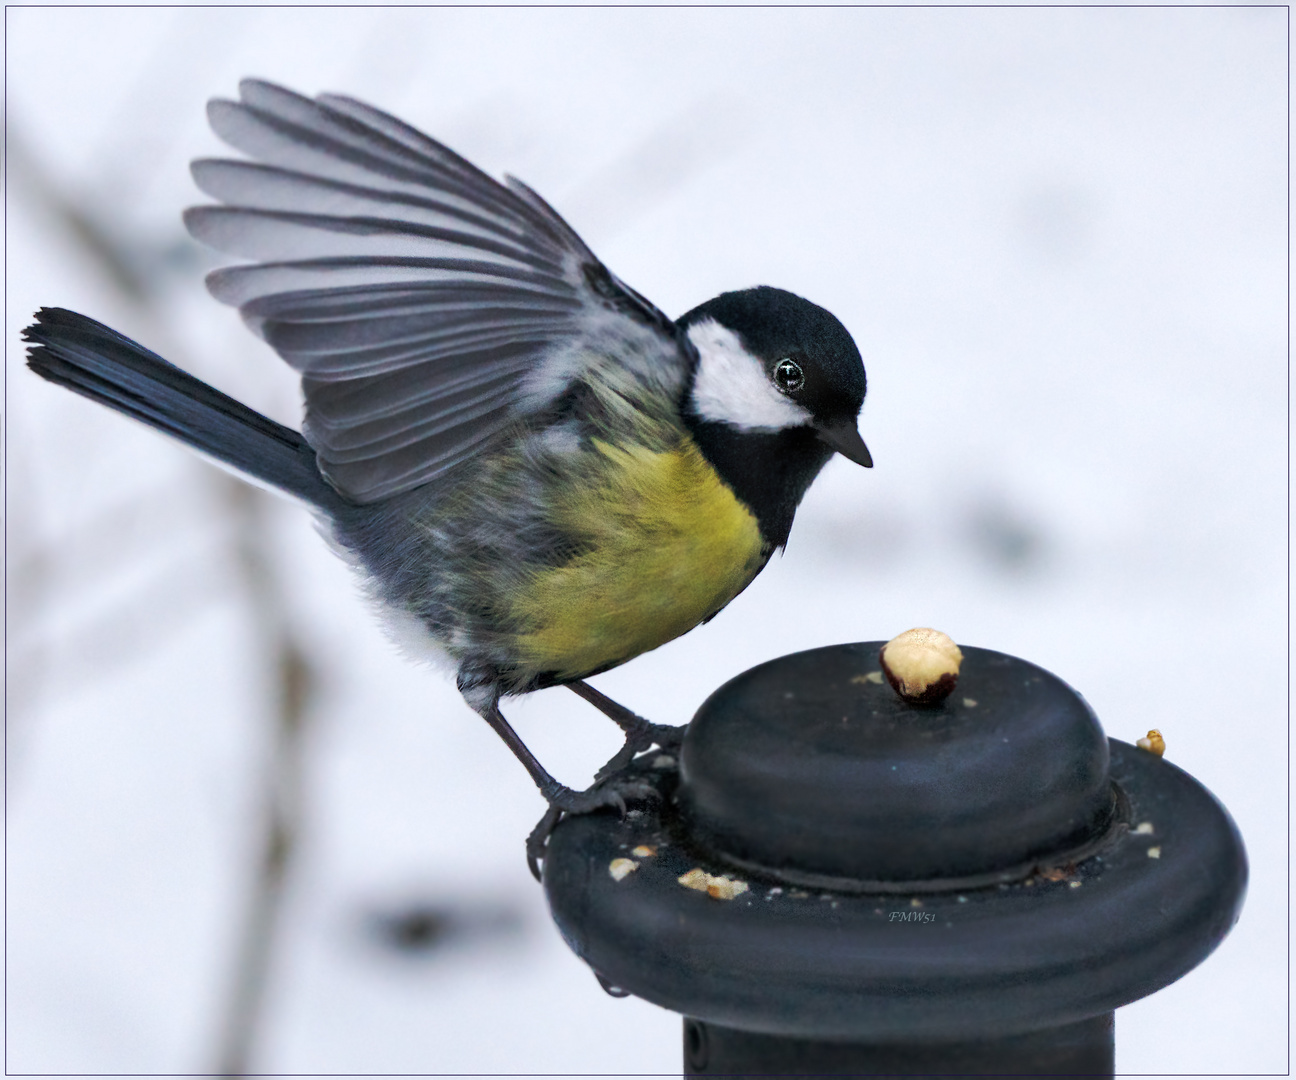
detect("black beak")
[815,418,873,468]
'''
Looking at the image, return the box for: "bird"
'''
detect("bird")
[24,79,872,877]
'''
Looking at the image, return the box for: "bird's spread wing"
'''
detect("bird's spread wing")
[185,79,690,503]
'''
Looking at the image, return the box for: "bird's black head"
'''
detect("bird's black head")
[677,285,870,548]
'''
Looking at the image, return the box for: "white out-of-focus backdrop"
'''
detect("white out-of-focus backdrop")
[5,7,1286,1075]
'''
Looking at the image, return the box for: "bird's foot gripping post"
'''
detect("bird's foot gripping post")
[542,637,1248,1078]
[462,686,668,880]
[520,683,687,877]
[523,772,661,882]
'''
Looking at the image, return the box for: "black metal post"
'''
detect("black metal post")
[543,642,1246,1076]
[683,1014,1114,1078]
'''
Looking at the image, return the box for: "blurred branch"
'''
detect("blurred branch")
[10,110,318,1076]
[212,478,314,1078]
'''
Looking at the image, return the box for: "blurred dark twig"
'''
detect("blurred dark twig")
[214,478,314,1078]
[10,116,316,1077]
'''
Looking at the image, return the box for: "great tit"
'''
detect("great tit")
[24,79,871,874]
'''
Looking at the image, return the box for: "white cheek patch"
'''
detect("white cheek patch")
[687,318,813,432]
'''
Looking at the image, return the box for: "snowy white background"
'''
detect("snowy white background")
[6,6,1287,1076]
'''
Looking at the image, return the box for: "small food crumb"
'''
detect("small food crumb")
[909,898,923,908]
[677,868,749,900]
[1136,730,1166,757]
[1069,880,1082,889]
[631,845,657,858]
[652,755,676,769]
[850,671,885,685]
[962,698,978,708]
[1147,846,1162,859]
[1134,822,1155,835]
[879,628,963,706]
[609,858,638,881]
[708,878,749,900]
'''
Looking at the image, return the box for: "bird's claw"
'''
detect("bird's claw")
[526,806,563,881]
[526,775,661,881]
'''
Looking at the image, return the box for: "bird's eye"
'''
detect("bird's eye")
[773,358,804,394]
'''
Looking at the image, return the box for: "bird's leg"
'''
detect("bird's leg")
[567,680,687,781]
[462,683,658,880]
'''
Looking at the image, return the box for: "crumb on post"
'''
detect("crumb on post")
[608,857,638,881]
[1136,730,1166,757]
[879,628,963,706]
[678,868,749,900]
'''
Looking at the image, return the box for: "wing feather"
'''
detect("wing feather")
[303,346,535,426]
[190,160,542,252]
[308,371,522,459]
[186,205,560,273]
[269,325,558,379]
[188,79,689,503]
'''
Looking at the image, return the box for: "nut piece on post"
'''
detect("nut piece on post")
[1136,729,1166,757]
[608,857,639,881]
[879,628,963,706]
[678,868,750,900]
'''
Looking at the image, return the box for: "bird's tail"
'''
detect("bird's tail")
[23,307,346,512]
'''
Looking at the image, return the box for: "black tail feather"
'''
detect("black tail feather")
[24,307,347,512]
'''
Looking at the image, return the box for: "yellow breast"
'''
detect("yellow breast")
[507,435,766,681]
